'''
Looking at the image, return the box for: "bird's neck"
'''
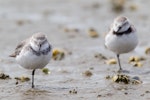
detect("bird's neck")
[113,27,132,36]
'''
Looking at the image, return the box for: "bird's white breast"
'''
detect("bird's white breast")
[16,45,52,70]
[105,31,138,54]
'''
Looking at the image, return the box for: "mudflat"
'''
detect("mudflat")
[0,0,150,100]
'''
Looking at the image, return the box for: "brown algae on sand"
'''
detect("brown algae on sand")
[106,74,142,85]
[16,19,31,26]
[69,89,77,94]
[110,0,126,13]
[129,56,145,62]
[24,89,49,95]
[52,49,65,60]
[63,27,79,33]
[132,62,143,67]
[42,68,51,75]
[0,73,10,79]
[94,53,107,60]
[15,76,30,82]
[88,28,99,38]
[105,59,117,65]
[82,70,93,77]
[129,3,138,11]
[112,74,130,84]
[145,47,150,55]
[129,56,144,67]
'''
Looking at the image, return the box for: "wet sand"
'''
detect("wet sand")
[0,0,150,100]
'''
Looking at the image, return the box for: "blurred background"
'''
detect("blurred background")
[0,0,149,56]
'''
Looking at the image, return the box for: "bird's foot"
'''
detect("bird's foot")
[32,84,35,88]
[117,69,130,74]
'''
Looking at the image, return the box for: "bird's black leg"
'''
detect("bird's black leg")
[117,54,122,72]
[32,69,36,88]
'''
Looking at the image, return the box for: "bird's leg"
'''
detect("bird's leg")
[116,54,122,72]
[32,69,36,88]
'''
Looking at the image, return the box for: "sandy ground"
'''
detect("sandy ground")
[0,0,150,100]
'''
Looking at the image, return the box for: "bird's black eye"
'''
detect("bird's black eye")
[40,44,42,47]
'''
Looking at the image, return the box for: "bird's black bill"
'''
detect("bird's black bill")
[117,26,122,33]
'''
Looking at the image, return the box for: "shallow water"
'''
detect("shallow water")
[0,0,150,100]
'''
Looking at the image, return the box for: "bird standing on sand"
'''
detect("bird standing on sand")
[105,16,138,72]
[10,33,52,88]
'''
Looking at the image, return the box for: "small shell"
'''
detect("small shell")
[131,79,142,85]
[112,75,118,82]
[88,28,99,38]
[105,59,117,65]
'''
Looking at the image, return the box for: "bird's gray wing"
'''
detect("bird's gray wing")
[9,39,28,57]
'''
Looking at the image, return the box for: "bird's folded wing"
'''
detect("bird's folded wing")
[9,39,28,57]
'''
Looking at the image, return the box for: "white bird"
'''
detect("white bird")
[10,33,52,88]
[105,16,138,72]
